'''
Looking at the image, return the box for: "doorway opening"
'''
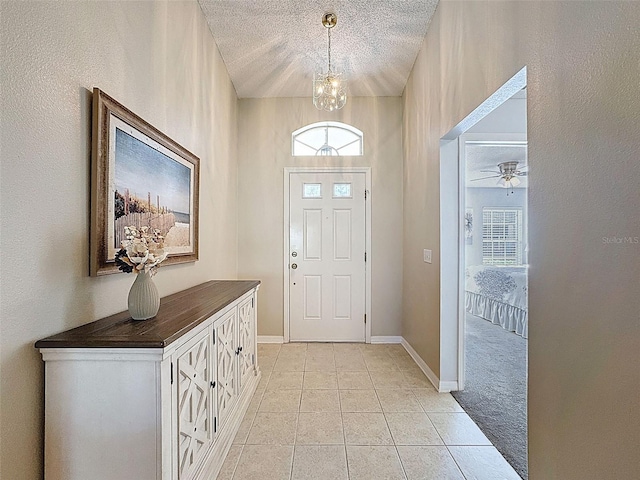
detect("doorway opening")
[283,167,372,343]
[439,67,528,478]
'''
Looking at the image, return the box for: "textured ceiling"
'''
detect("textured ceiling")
[198,0,439,98]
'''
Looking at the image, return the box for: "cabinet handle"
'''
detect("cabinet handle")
[239,346,243,352]
[210,381,216,388]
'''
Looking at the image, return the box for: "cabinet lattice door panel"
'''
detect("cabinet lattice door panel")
[238,297,255,391]
[177,332,212,479]
[215,310,237,428]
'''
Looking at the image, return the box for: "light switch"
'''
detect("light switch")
[423,249,432,264]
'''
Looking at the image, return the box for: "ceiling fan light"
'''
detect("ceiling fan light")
[497,177,507,187]
[510,176,521,187]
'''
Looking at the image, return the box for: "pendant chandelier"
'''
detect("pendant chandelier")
[313,12,347,111]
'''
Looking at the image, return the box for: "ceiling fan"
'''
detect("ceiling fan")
[471,161,528,188]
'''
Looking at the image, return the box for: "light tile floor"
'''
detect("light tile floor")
[216,343,521,480]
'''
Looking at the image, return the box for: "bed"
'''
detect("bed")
[465,265,528,338]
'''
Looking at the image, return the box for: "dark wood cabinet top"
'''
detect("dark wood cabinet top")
[35,280,260,349]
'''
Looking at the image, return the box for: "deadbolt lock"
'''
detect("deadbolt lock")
[292,251,297,257]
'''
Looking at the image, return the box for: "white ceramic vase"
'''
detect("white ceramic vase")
[128,271,160,320]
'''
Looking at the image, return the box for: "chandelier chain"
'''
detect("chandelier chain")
[327,27,332,72]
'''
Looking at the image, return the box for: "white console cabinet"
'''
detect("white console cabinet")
[36,280,260,480]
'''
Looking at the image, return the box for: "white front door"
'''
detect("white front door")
[289,172,366,342]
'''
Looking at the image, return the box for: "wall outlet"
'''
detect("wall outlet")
[423,249,432,263]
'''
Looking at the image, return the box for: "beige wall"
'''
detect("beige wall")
[403,1,640,478]
[237,97,403,338]
[0,1,238,478]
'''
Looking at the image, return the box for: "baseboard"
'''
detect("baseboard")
[257,336,284,343]
[370,336,403,344]
[400,337,454,393]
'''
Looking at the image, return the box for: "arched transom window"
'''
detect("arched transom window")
[292,122,363,156]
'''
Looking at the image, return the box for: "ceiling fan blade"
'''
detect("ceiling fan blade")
[480,170,501,174]
[515,171,528,176]
[470,175,501,181]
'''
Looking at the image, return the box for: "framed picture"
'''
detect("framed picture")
[465,207,473,244]
[90,88,199,276]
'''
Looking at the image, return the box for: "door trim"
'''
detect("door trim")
[283,167,372,344]
[439,66,527,391]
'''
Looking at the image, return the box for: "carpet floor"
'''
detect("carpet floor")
[452,314,528,479]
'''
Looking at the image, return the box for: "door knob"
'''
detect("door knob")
[291,263,297,269]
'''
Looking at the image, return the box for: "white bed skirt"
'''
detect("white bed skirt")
[465,291,528,339]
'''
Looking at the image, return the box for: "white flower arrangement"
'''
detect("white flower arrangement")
[115,226,168,276]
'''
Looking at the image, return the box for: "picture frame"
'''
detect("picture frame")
[465,207,473,244]
[90,88,199,276]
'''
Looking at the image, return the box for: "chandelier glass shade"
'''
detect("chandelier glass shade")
[313,72,347,111]
[313,13,346,111]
